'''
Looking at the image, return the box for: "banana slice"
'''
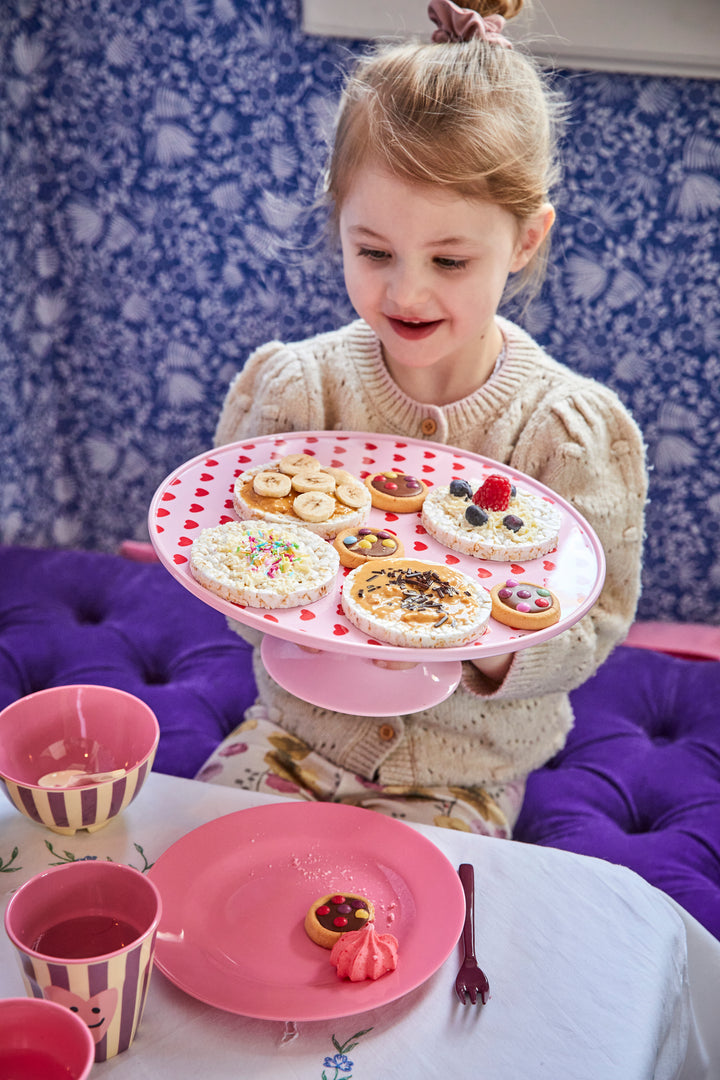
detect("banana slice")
[252,470,293,497]
[336,481,368,508]
[293,491,334,522]
[278,453,317,476]
[321,466,355,485]
[292,470,337,494]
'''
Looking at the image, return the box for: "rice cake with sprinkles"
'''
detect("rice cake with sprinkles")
[421,474,561,562]
[341,558,491,648]
[190,520,339,609]
[232,455,371,541]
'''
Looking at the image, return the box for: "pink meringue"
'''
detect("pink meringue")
[330,922,399,981]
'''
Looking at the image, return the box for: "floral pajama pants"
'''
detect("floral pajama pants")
[195,706,524,838]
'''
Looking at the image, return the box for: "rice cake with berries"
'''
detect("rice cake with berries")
[233,454,371,541]
[491,579,561,630]
[333,526,404,569]
[341,558,491,648]
[190,520,339,609]
[364,469,428,512]
[421,475,561,562]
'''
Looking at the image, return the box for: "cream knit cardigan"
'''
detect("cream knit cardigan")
[215,318,647,790]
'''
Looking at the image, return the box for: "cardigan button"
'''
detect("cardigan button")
[421,417,437,436]
[378,723,396,742]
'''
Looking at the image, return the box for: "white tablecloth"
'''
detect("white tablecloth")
[1,772,718,1079]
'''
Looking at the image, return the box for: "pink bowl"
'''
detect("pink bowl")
[0,997,95,1079]
[0,685,159,835]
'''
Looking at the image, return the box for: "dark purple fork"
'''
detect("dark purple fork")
[454,863,490,1005]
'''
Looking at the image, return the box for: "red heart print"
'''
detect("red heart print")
[414,541,428,551]
[543,560,556,571]
[225,499,234,508]
[385,513,398,522]
[233,469,242,477]
[333,624,349,636]
[205,458,218,466]
[219,515,234,524]
[395,443,406,449]
[367,639,382,646]
[337,604,344,615]
[173,554,187,564]
[156,525,164,533]
[331,460,343,468]
[263,614,279,623]
[393,454,406,462]
[189,503,204,513]
[422,465,435,473]
[200,473,214,482]
[157,508,170,518]
[365,442,377,450]
[171,478,181,485]
[184,520,199,530]
[305,436,318,444]
[477,567,492,578]
[236,455,252,464]
[242,443,256,450]
[333,446,346,455]
[451,462,465,472]
[300,609,316,621]
[424,451,436,459]
[177,537,193,547]
[445,554,460,564]
[362,457,373,465]
[195,488,209,497]
[415,524,427,534]
[511,564,525,576]
[161,492,176,501]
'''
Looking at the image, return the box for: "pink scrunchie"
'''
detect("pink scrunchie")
[428,0,513,48]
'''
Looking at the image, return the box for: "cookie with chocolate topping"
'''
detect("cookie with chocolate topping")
[365,470,428,513]
[305,892,375,949]
[333,526,404,568]
[490,579,560,630]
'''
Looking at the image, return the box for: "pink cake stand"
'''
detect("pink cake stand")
[149,431,605,715]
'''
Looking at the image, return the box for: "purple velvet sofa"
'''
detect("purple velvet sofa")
[2,544,719,940]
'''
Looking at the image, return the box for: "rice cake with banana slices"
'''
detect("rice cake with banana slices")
[233,455,371,541]
[341,558,491,648]
[190,520,340,609]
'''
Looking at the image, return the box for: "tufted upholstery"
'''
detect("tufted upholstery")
[2,545,719,939]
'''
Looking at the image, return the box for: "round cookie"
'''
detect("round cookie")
[365,471,428,513]
[341,558,491,648]
[490,579,560,630]
[333,526,404,569]
[305,892,375,949]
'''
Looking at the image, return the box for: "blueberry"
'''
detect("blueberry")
[449,478,473,499]
[465,504,488,527]
[503,514,523,533]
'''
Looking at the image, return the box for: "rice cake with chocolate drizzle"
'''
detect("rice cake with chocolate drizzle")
[341,558,491,648]
[233,457,371,541]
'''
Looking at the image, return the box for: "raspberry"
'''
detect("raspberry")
[473,474,512,511]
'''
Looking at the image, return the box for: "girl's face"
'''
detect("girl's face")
[339,164,551,399]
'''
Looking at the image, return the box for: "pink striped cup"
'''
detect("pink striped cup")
[5,860,162,1061]
[0,684,159,835]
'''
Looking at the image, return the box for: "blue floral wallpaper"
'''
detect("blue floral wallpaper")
[1,0,719,623]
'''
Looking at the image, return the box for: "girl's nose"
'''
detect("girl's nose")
[385,263,429,310]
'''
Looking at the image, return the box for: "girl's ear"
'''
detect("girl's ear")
[510,204,555,272]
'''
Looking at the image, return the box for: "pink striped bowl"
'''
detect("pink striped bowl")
[0,685,159,835]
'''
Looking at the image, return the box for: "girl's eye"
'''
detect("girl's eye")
[357,246,389,262]
[434,257,468,271]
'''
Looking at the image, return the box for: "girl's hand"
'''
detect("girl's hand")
[470,652,512,683]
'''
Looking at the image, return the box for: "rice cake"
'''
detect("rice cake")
[190,520,339,609]
[341,558,491,648]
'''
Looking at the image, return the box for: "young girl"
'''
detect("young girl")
[196,0,647,836]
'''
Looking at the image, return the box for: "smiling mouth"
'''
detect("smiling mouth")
[386,316,442,340]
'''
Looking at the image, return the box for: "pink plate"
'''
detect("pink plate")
[148,430,606,664]
[148,802,465,1021]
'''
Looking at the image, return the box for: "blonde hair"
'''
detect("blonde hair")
[326,0,565,300]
